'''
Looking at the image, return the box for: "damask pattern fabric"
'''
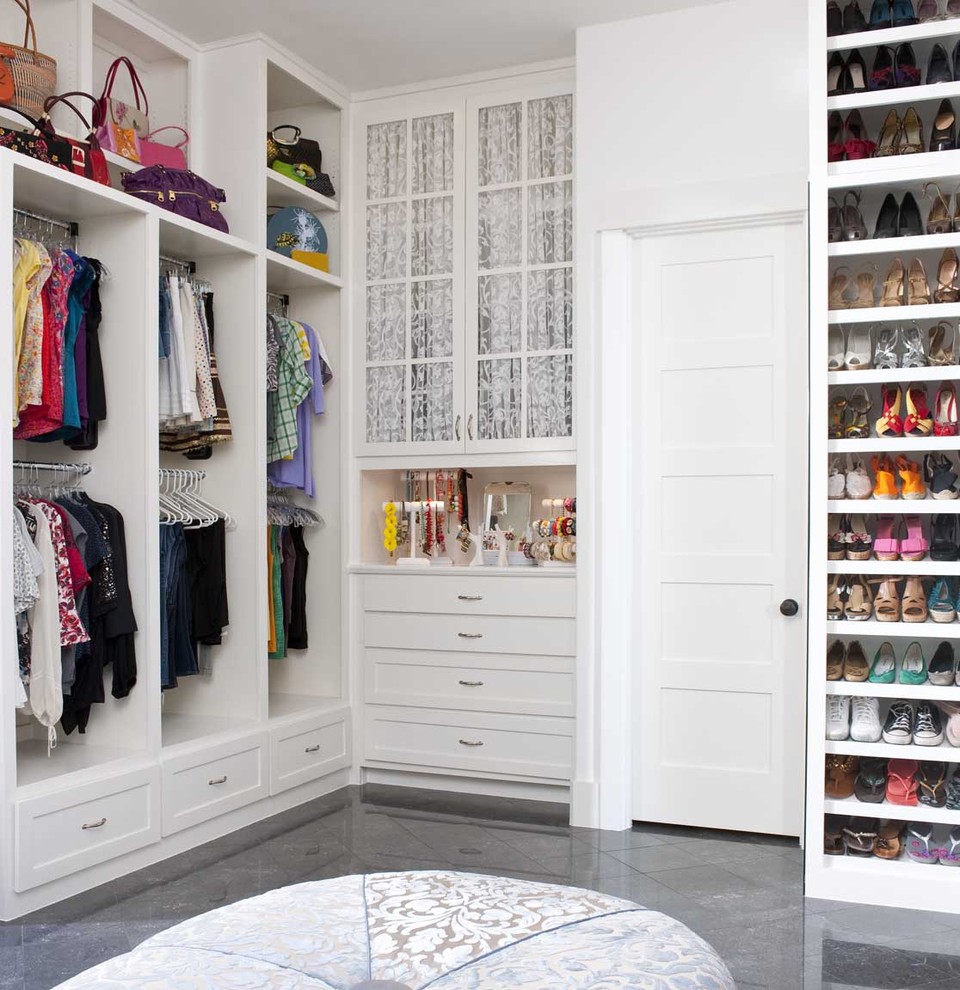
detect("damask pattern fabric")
[412,113,454,194]
[367,119,407,199]
[528,353,573,438]
[411,279,453,359]
[411,361,454,442]
[478,102,521,186]
[479,273,523,355]
[528,180,573,265]
[478,188,522,270]
[366,283,406,362]
[366,365,405,443]
[412,196,454,276]
[52,872,736,990]
[367,203,407,280]
[528,94,574,178]
[478,357,522,440]
[528,267,573,351]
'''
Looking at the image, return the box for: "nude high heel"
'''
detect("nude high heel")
[845,575,874,620]
[925,181,953,234]
[845,386,873,438]
[827,576,846,620]
[830,268,852,310]
[902,574,929,619]
[899,106,924,154]
[935,248,960,303]
[851,265,878,308]
[874,108,902,158]
[872,575,902,621]
[928,321,956,366]
[907,258,931,305]
[880,258,905,307]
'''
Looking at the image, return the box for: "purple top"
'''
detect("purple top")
[266,322,330,498]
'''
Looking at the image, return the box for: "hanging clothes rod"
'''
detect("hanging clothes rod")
[159,254,197,274]
[267,291,290,306]
[159,468,206,481]
[13,459,91,475]
[13,207,79,237]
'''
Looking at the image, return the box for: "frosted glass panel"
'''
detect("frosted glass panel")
[527,354,573,438]
[411,362,454,442]
[412,113,454,194]
[367,120,406,199]
[528,95,574,179]
[411,280,454,359]
[478,103,521,186]
[366,283,406,362]
[367,203,407,280]
[528,267,573,351]
[478,358,522,440]
[366,365,406,443]
[412,196,454,276]
[479,188,522,270]
[528,181,573,265]
[478,273,522,355]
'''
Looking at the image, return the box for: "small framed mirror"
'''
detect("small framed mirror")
[482,482,532,550]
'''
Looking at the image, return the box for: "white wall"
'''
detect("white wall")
[573,0,810,828]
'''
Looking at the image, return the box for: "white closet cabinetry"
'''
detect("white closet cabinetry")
[356,78,574,456]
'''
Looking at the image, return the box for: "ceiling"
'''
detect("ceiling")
[131,0,704,93]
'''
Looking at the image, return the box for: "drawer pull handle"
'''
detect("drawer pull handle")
[208,775,228,786]
[81,817,106,830]
[458,632,483,639]
[457,594,483,601]
[304,745,321,753]
[459,738,484,747]
[459,679,484,687]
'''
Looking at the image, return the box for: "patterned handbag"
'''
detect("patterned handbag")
[0,104,70,170]
[0,0,56,119]
[94,56,149,163]
[41,92,110,185]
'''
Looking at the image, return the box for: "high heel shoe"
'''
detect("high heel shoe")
[846,0,870,29]
[830,267,852,309]
[929,321,956,365]
[827,575,846,619]
[896,454,926,497]
[926,451,959,498]
[847,454,874,498]
[871,45,896,89]
[874,324,900,368]
[872,454,899,498]
[902,573,929,619]
[874,109,901,157]
[846,110,876,159]
[870,0,893,28]
[829,517,849,562]
[896,42,921,86]
[829,325,846,370]
[901,517,929,562]
[828,52,846,95]
[935,248,960,302]
[928,42,953,84]
[932,98,958,152]
[893,0,918,25]
[847,514,874,559]
[900,192,923,236]
[931,514,960,560]
[902,321,927,367]
[842,189,868,239]
[845,324,872,369]
[846,575,874,620]
[935,381,959,435]
[929,577,957,621]
[905,383,934,435]
[845,49,870,92]
[874,517,902,560]
[828,196,843,242]
[830,391,849,439]
[827,0,843,34]
[918,0,940,20]
[874,192,900,237]
[829,111,847,162]
[846,385,873,436]
[829,455,847,499]
[872,575,902,620]
[924,182,952,234]
[877,384,904,436]
[907,257,931,304]
[881,258,905,306]
[898,107,924,154]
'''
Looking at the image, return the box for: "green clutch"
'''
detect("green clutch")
[271,160,307,185]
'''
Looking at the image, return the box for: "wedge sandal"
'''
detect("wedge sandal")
[876,820,906,860]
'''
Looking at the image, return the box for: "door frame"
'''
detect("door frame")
[573,172,809,833]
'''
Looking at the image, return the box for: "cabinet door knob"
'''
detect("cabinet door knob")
[467,414,475,440]
[81,817,106,830]
[457,594,483,601]
[455,415,462,440]
[208,775,228,786]
[458,679,484,687]
[304,745,321,753]
[458,632,483,639]
[459,738,484,747]
[779,599,799,617]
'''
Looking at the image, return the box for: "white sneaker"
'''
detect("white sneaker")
[826,695,851,740]
[850,696,882,743]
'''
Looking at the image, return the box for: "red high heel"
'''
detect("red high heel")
[905,384,933,437]
[935,382,959,437]
[876,384,904,437]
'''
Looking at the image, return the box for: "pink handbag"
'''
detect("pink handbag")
[94,56,149,162]
[139,126,188,169]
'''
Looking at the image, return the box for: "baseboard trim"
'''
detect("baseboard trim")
[360,767,569,804]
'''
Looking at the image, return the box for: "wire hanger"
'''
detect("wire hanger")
[267,485,322,527]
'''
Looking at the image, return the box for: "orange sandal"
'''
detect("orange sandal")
[896,455,926,499]
[871,455,899,499]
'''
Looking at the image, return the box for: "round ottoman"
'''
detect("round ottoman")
[53,871,736,988]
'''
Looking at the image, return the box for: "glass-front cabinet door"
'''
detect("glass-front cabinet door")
[362,106,465,455]
[466,86,574,453]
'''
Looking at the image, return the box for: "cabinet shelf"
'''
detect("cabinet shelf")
[158,213,258,260]
[827,559,960,575]
[828,79,960,112]
[825,681,960,700]
[828,230,960,258]
[265,168,339,212]
[826,499,960,512]
[828,303,960,323]
[827,437,960,452]
[161,713,258,750]
[16,740,146,790]
[827,18,960,52]
[828,367,960,385]
[826,619,960,637]
[827,150,960,188]
[266,251,342,291]
[825,795,960,824]
[826,737,960,759]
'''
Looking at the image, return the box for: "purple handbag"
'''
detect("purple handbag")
[122,164,228,233]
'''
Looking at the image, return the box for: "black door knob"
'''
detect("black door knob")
[780,599,799,616]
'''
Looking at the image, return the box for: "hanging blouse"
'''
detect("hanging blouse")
[16,243,53,411]
[28,499,89,647]
[12,239,41,424]
[267,317,312,462]
[12,508,41,614]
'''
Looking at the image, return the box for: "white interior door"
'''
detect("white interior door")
[632,216,807,836]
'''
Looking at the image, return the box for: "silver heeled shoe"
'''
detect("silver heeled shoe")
[874,325,900,369]
[901,322,927,369]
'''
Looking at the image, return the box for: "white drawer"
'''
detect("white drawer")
[15,765,160,891]
[363,706,573,781]
[162,732,268,835]
[365,648,574,716]
[363,574,575,617]
[364,611,574,657]
[270,711,350,795]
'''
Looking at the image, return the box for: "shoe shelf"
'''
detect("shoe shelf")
[828,302,960,322]
[826,680,960,700]
[826,737,960,758]
[829,80,960,113]
[822,853,960,885]
[827,19,960,54]
[827,618,960,637]
[827,499,960,512]
[829,231,960,258]
[828,437,960,451]
[828,150,960,188]
[825,795,960,824]
[828,559,960,575]
[828,367,960,385]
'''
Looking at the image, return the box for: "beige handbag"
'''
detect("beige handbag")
[0,0,56,119]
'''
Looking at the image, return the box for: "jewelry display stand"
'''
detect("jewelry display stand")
[383,501,446,567]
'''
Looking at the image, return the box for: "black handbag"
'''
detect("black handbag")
[267,124,336,198]
[0,102,71,169]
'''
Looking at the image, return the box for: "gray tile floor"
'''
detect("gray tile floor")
[3,784,959,989]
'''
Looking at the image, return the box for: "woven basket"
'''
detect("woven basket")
[0,0,56,120]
